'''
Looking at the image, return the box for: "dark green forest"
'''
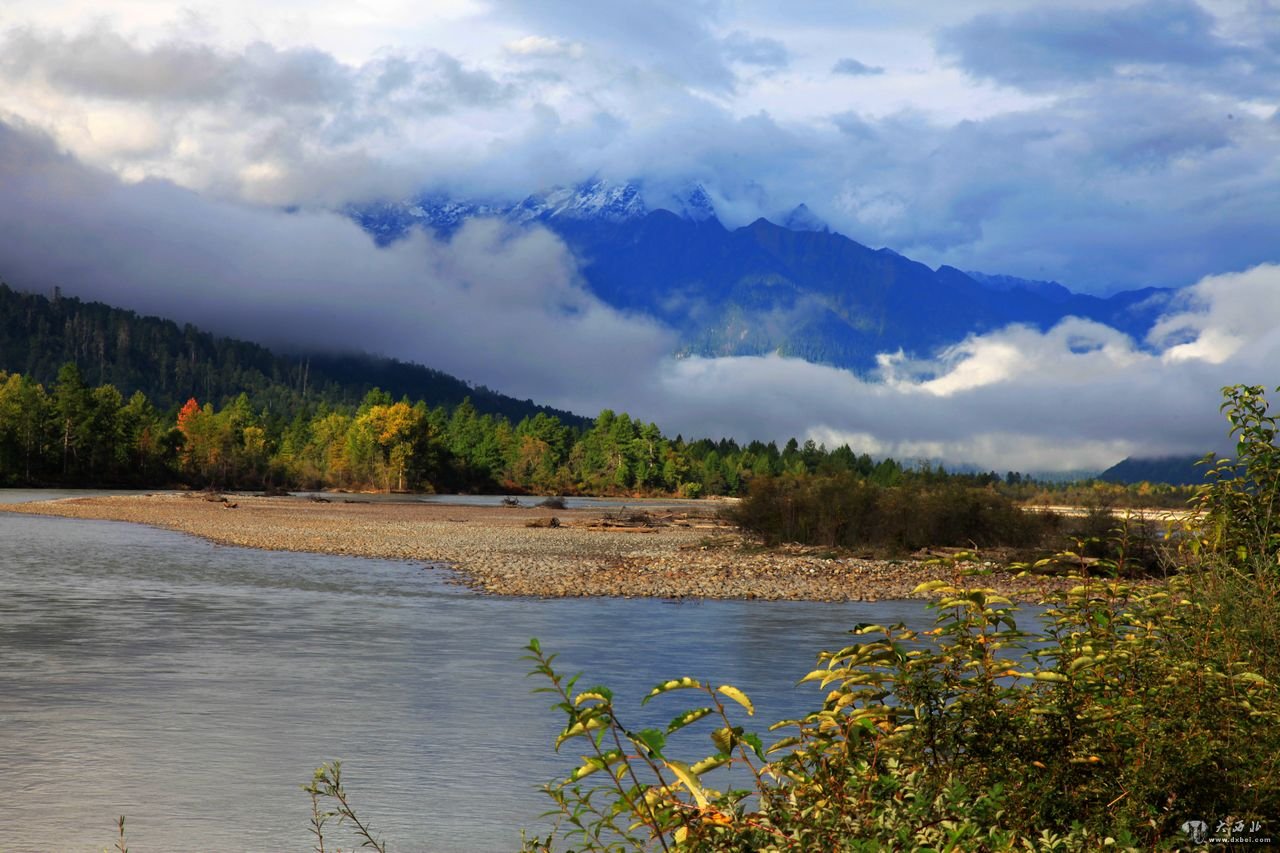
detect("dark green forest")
[0,283,585,426]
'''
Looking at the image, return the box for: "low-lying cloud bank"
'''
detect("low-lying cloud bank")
[0,120,1274,472]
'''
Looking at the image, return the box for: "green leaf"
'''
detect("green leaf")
[667,707,714,733]
[642,677,703,704]
[1033,672,1070,683]
[555,714,609,749]
[799,668,832,684]
[711,726,741,754]
[630,728,666,758]
[663,760,709,808]
[690,753,730,775]
[717,684,754,715]
[573,685,614,705]
[569,749,623,781]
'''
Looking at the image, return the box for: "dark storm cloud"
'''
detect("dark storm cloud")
[937,0,1257,92]
[831,57,884,76]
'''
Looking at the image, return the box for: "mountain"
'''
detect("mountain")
[965,271,1074,304]
[1097,454,1207,486]
[348,178,658,244]
[0,283,587,426]
[349,180,1175,371]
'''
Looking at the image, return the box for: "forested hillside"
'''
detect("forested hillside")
[0,284,584,426]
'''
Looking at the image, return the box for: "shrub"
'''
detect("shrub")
[523,563,1280,851]
[728,473,1055,553]
[1193,383,1280,567]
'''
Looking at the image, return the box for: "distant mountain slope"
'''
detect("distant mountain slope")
[1097,455,1207,486]
[351,180,1175,371]
[548,211,1173,369]
[0,284,587,425]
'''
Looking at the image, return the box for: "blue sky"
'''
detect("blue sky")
[0,1,1278,470]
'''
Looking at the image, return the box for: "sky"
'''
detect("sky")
[0,1,1278,472]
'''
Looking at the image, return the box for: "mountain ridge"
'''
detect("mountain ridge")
[348,179,1175,371]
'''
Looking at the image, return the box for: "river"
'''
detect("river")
[0,497,953,852]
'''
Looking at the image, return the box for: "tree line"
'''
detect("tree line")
[0,362,916,493]
[1,361,1208,501]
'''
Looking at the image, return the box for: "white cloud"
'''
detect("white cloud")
[605,265,1280,471]
[503,35,583,59]
[0,120,672,403]
[1150,263,1280,364]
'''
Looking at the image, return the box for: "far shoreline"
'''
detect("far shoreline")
[0,492,1083,602]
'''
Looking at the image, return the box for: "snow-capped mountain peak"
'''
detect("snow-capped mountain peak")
[350,178,717,243]
[668,184,717,222]
[780,203,828,233]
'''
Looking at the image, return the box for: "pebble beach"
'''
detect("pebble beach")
[1,493,1076,601]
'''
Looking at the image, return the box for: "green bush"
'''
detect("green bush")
[728,473,1056,553]
[523,564,1280,851]
[1193,384,1280,567]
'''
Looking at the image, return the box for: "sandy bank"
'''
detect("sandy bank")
[1,493,1075,601]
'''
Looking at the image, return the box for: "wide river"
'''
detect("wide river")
[0,493,954,852]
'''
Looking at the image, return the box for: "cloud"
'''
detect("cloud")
[0,24,513,204]
[831,57,883,76]
[503,35,583,59]
[628,262,1280,472]
[1149,263,1280,364]
[1,9,1276,296]
[937,0,1258,92]
[3,120,1276,472]
[485,0,737,91]
[0,120,673,404]
[0,25,347,105]
[722,31,790,69]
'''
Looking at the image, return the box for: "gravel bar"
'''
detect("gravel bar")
[1,493,1077,601]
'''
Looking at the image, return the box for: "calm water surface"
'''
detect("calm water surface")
[0,505,947,852]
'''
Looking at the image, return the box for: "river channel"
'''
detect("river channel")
[0,496,955,852]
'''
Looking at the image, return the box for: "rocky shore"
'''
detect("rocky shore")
[0,493,1078,601]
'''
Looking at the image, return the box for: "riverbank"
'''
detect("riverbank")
[0,493,1078,601]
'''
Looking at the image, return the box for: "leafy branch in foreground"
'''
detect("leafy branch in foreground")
[114,815,129,853]
[303,760,387,853]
